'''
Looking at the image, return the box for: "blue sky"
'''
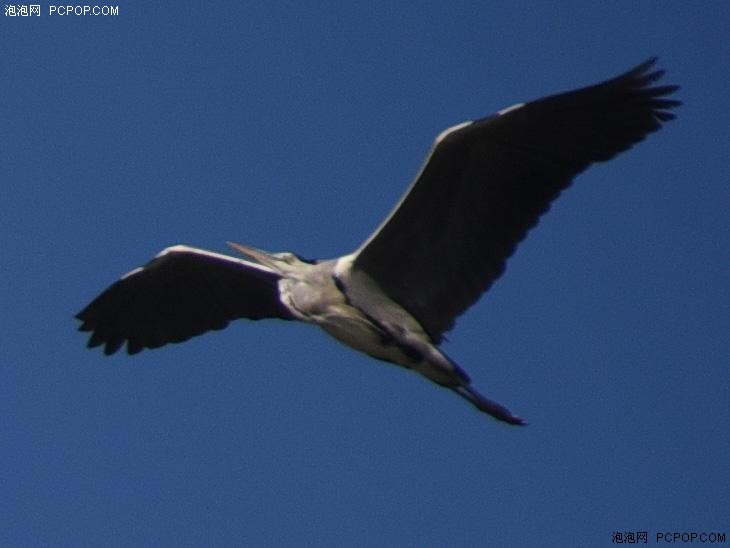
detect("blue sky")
[2,3,728,546]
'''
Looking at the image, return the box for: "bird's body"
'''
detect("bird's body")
[77,59,680,424]
[227,244,497,416]
[289,256,423,368]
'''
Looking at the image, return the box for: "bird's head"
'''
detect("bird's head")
[227,242,314,274]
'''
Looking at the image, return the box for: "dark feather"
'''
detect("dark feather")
[76,246,294,355]
[353,58,680,342]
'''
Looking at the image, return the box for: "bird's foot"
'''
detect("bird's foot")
[451,385,527,426]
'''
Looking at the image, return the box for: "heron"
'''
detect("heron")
[77,58,679,425]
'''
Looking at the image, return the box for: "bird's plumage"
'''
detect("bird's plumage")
[77,246,294,355]
[76,59,679,424]
[354,58,679,342]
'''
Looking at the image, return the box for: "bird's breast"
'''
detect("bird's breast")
[278,271,419,366]
[277,270,344,320]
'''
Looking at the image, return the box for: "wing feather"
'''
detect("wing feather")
[353,58,680,342]
[76,245,294,355]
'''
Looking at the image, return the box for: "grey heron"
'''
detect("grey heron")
[77,59,679,425]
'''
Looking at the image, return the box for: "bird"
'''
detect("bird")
[77,58,679,425]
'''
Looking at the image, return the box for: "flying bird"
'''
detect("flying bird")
[77,59,679,425]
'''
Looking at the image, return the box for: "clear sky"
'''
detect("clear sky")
[2,3,728,546]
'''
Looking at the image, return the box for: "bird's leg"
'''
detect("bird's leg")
[451,385,527,426]
[407,344,527,425]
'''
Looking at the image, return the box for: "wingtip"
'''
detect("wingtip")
[618,56,663,84]
[644,55,658,68]
[637,56,659,72]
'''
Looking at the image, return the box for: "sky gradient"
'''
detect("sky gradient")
[2,3,728,546]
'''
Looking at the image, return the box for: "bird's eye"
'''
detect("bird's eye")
[274,252,298,264]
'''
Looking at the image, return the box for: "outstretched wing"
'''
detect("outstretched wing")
[353,58,680,342]
[76,245,294,355]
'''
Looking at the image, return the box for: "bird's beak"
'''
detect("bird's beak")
[227,241,279,268]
